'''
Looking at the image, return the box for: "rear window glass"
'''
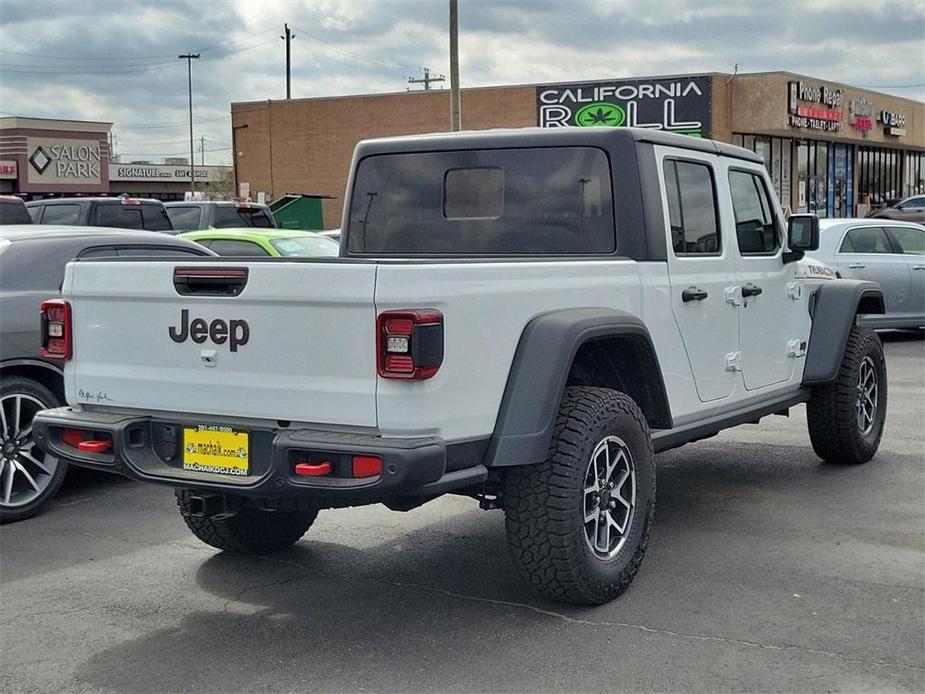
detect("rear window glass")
[346,147,615,255]
[141,205,172,231]
[41,204,82,225]
[166,206,202,230]
[0,199,32,224]
[212,206,275,229]
[94,204,144,229]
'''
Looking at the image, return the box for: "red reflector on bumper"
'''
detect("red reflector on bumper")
[78,439,112,453]
[294,462,332,476]
[352,455,382,478]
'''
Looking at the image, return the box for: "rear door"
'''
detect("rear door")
[885,225,925,319]
[659,149,738,403]
[834,225,911,317]
[64,260,379,427]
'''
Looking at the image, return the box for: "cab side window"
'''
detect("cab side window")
[208,239,270,256]
[664,159,720,255]
[839,227,892,254]
[729,170,780,255]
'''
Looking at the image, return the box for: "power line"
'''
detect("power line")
[289,25,417,74]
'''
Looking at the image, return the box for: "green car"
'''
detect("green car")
[178,228,340,258]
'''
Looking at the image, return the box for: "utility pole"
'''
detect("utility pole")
[199,136,206,166]
[408,67,445,90]
[449,0,461,131]
[178,53,200,195]
[281,23,295,99]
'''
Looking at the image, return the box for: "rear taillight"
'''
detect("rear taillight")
[377,310,443,380]
[40,299,72,360]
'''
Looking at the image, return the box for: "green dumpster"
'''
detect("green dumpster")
[269,194,337,230]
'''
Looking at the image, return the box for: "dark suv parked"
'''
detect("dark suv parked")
[165,201,275,231]
[0,196,32,225]
[0,226,214,522]
[26,197,173,231]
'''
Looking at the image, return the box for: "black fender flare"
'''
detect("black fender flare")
[484,307,669,467]
[802,280,884,385]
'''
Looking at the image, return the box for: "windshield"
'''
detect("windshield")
[212,205,275,228]
[269,235,339,257]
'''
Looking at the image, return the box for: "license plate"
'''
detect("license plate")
[182,425,249,476]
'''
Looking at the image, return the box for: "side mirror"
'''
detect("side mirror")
[784,214,819,262]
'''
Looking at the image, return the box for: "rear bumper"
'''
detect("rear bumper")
[32,407,486,501]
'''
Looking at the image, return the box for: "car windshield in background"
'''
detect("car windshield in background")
[212,205,275,228]
[166,206,202,230]
[269,236,339,257]
[346,146,616,255]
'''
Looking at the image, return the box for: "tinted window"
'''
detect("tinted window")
[444,168,504,218]
[664,159,720,255]
[77,248,119,258]
[166,206,203,230]
[839,226,892,254]
[41,204,82,225]
[212,205,275,228]
[729,170,780,255]
[887,226,925,255]
[94,204,144,229]
[269,236,339,257]
[141,205,172,231]
[903,197,925,208]
[0,199,32,224]
[346,147,615,255]
[208,239,270,256]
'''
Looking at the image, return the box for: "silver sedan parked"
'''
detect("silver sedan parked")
[806,219,924,329]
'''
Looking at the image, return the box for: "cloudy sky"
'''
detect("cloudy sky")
[1,0,922,165]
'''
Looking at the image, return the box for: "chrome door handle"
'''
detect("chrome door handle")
[848,263,866,269]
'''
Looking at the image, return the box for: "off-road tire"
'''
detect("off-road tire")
[503,386,655,605]
[177,492,319,554]
[807,326,887,464]
[0,377,67,524]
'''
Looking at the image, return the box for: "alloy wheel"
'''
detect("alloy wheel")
[583,435,636,559]
[856,356,879,436]
[0,393,59,508]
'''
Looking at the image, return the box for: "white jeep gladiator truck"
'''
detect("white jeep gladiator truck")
[33,128,887,605]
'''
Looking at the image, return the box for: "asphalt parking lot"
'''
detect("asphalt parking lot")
[2,332,922,694]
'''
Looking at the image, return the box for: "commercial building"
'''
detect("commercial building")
[231,71,924,227]
[0,116,231,201]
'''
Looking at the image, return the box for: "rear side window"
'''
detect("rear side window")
[166,206,202,230]
[839,227,892,254]
[94,204,144,229]
[729,170,780,255]
[212,206,275,229]
[886,226,925,255]
[27,204,43,222]
[346,147,615,255]
[0,199,32,224]
[41,204,81,225]
[663,159,720,255]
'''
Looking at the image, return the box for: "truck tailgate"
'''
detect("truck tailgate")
[63,260,379,427]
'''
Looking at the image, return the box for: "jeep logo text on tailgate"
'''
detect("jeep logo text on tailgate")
[169,309,250,352]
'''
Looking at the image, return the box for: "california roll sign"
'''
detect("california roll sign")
[537,75,712,137]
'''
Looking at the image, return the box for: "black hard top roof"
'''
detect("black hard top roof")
[0,225,201,246]
[25,197,164,205]
[355,126,762,164]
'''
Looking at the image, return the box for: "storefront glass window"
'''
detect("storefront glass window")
[797,142,808,213]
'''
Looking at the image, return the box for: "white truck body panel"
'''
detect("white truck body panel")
[63,260,380,428]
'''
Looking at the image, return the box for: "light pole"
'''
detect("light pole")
[178,53,200,196]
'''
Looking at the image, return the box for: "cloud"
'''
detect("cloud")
[1,0,921,165]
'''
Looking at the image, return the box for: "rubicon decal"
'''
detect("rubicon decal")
[168,309,250,352]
